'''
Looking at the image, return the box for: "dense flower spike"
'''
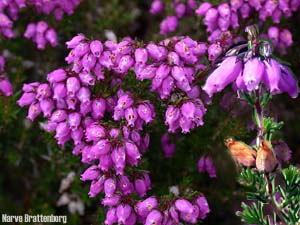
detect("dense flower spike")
[18,35,211,224]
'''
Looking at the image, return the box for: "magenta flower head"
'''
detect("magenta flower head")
[218,3,231,18]
[27,102,41,121]
[137,102,155,123]
[111,147,126,175]
[196,2,212,16]
[175,3,186,18]
[125,142,141,165]
[273,140,292,163]
[268,26,280,45]
[45,28,58,47]
[105,207,117,225]
[40,99,54,117]
[90,40,103,57]
[136,197,158,217]
[92,98,106,119]
[135,48,148,65]
[118,175,133,195]
[66,76,81,96]
[80,165,100,181]
[198,156,217,178]
[280,29,293,47]
[208,43,222,61]
[230,0,243,11]
[150,0,164,14]
[24,23,36,39]
[135,178,147,197]
[263,58,281,94]
[116,204,132,224]
[203,56,242,97]
[278,64,298,98]
[47,69,67,83]
[104,178,117,197]
[116,93,134,109]
[145,210,162,225]
[175,199,194,214]
[18,92,36,106]
[196,196,210,219]
[180,205,199,223]
[66,34,86,49]
[85,123,106,141]
[242,57,265,92]
[146,43,167,61]
[161,133,176,158]
[88,176,105,198]
[0,77,12,96]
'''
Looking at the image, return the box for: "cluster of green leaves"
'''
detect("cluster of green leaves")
[237,166,300,224]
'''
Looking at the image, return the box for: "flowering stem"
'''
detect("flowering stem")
[254,89,264,146]
[265,175,287,225]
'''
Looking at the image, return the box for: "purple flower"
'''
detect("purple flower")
[88,176,105,198]
[104,178,117,197]
[150,0,164,14]
[145,210,162,225]
[263,58,281,94]
[203,56,242,97]
[195,2,212,16]
[111,147,126,175]
[104,207,117,225]
[135,48,148,65]
[136,197,158,217]
[18,92,36,107]
[116,204,132,224]
[40,99,54,117]
[208,43,222,61]
[134,178,147,197]
[146,43,167,61]
[85,123,106,141]
[174,199,194,214]
[27,102,41,121]
[273,140,292,163]
[137,103,154,123]
[198,156,217,178]
[196,196,210,219]
[278,65,298,98]
[80,165,100,181]
[90,40,103,57]
[118,175,133,195]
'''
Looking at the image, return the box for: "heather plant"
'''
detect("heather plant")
[1,1,300,225]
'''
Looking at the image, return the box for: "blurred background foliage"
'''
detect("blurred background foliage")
[0,0,300,224]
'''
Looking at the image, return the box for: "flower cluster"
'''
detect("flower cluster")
[198,155,217,178]
[161,133,176,158]
[0,0,81,38]
[203,40,299,98]
[18,35,211,224]
[65,34,208,133]
[165,99,206,133]
[30,0,81,20]
[266,26,293,55]
[24,21,58,49]
[150,0,197,35]
[0,55,12,96]
[150,0,299,59]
